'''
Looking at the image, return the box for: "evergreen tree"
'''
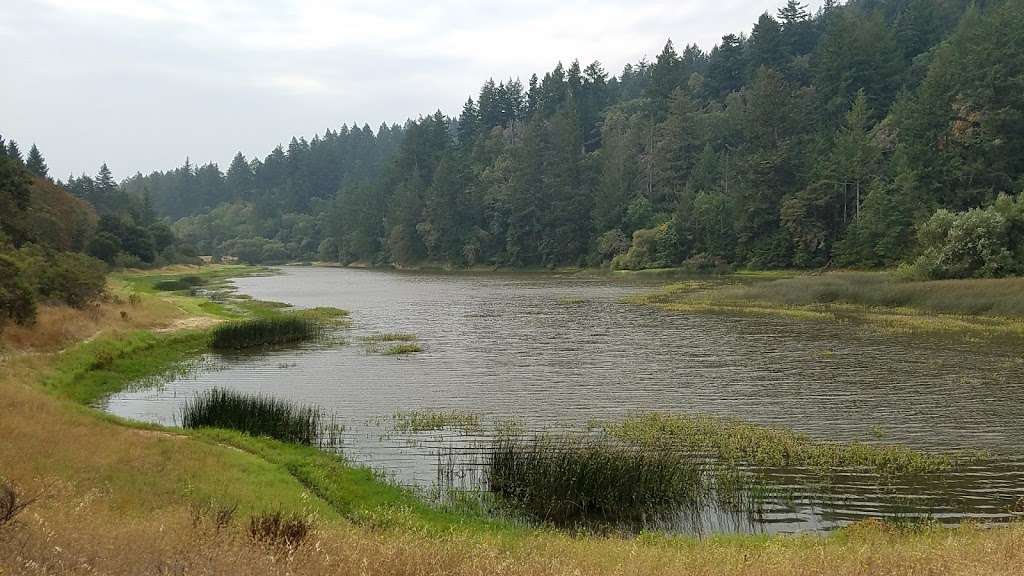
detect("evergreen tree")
[6,140,23,164]
[705,35,746,98]
[225,152,254,199]
[647,40,684,116]
[748,13,787,73]
[25,144,48,178]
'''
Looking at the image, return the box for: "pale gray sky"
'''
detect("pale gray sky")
[0,0,822,178]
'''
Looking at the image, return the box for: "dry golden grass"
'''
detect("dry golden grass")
[3,496,1023,576]
[0,292,186,355]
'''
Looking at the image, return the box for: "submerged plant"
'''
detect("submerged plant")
[181,388,322,445]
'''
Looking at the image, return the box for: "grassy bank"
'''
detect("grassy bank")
[2,265,1023,574]
[634,271,1024,339]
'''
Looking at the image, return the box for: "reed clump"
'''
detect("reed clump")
[604,413,982,476]
[210,316,320,350]
[486,434,705,524]
[181,388,322,445]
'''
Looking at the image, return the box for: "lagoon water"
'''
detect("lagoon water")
[103,266,1024,533]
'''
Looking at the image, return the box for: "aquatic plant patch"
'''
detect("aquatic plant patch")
[393,410,481,433]
[603,413,985,477]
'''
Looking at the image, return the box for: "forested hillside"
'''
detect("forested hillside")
[93,0,1024,277]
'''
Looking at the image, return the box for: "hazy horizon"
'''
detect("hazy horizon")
[0,0,828,179]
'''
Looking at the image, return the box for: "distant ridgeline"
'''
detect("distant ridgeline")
[82,0,1024,278]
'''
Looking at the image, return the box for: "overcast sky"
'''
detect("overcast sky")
[1,0,823,179]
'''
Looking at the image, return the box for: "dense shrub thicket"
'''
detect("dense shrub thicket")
[903,194,1024,279]
[0,134,196,331]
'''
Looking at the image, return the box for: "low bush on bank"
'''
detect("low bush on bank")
[248,510,312,549]
[1,247,107,331]
[181,388,322,445]
[902,193,1024,280]
[487,434,705,524]
[0,481,37,530]
[210,316,319,350]
[0,255,37,329]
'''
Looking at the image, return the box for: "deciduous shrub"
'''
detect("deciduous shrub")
[0,255,37,329]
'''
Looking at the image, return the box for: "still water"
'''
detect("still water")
[103,266,1024,533]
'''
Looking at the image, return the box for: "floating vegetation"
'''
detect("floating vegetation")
[210,316,320,351]
[393,409,481,433]
[603,413,985,477]
[487,433,706,524]
[181,388,322,445]
[384,343,422,355]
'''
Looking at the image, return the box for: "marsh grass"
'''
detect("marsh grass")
[393,410,481,433]
[210,316,320,350]
[487,434,707,524]
[181,388,323,445]
[604,413,982,477]
[641,273,1024,319]
[153,275,206,292]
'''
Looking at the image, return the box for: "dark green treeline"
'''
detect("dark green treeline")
[95,0,1024,272]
